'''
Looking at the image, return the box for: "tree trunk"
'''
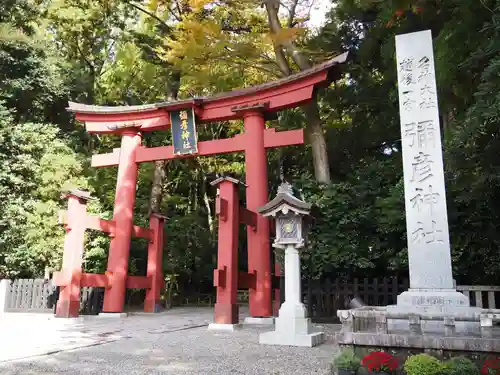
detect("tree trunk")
[187,185,193,214]
[149,160,167,215]
[202,176,214,235]
[303,100,331,184]
[264,0,332,183]
[193,179,198,211]
[147,70,181,215]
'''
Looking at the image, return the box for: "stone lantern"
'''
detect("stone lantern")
[258,182,324,347]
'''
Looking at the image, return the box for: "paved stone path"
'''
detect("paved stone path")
[0,307,338,374]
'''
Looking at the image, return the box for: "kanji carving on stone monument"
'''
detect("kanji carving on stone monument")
[411,220,444,245]
[404,120,436,148]
[410,185,440,214]
[411,152,434,183]
[396,30,455,291]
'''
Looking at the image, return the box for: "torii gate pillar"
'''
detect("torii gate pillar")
[103,130,142,313]
[209,177,240,329]
[243,110,272,317]
[55,190,90,318]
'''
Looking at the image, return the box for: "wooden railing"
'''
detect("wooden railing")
[456,285,500,309]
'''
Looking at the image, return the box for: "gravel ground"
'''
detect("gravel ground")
[0,307,339,375]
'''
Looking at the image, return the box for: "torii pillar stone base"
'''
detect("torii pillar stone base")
[259,245,324,347]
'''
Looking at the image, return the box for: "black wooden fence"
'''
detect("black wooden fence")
[303,277,410,323]
[11,277,497,323]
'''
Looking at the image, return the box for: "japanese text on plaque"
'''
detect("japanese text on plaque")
[170,109,198,155]
[399,52,443,245]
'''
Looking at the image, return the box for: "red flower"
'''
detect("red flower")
[362,352,398,372]
[394,9,404,17]
[482,357,500,375]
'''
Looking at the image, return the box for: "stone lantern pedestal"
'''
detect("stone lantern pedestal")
[257,182,324,347]
[259,245,324,347]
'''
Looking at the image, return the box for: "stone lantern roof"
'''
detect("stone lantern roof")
[258,182,311,217]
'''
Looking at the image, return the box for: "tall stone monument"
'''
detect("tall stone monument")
[390,29,470,313]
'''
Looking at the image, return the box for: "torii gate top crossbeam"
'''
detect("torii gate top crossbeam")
[67,53,348,135]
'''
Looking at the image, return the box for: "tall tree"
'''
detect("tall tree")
[45,0,131,104]
[154,0,337,183]
[0,0,68,124]
[263,0,335,183]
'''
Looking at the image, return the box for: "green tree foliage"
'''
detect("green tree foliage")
[44,0,133,104]
[0,0,67,124]
[1,0,500,291]
[0,103,90,278]
[296,0,500,284]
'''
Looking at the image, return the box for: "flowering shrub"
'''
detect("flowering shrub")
[361,352,398,373]
[482,357,500,375]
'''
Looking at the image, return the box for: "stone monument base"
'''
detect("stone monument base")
[336,305,500,352]
[390,289,472,312]
[386,289,481,333]
[259,303,325,347]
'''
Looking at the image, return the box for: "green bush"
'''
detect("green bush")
[443,357,480,375]
[404,354,445,375]
[333,348,361,372]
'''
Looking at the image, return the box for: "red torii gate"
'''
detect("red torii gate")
[54,53,347,319]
